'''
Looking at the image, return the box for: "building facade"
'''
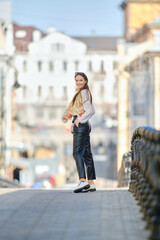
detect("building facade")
[117,0,160,170]
[11,25,119,186]
[0,0,16,176]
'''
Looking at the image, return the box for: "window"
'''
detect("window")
[63,61,67,71]
[38,86,42,98]
[88,61,92,72]
[15,30,27,38]
[48,109,56,119]
[37,61,42,72]
[36,109,43,118]
[133,104,144,116]
[100,61,104,73]
[48,86,54,99]
[23,61,27,72]
[63,86,67,99]
[51,43,65,52]
[99,85,104,98]
[56,43,60,51]
[49,61,54,72]
[23,86,27,98]
[75,61,79,71]
[113,61,118,70]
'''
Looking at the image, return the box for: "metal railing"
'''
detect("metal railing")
[118,151,131,187]
[129,126,160,240]
[0,177,21,188]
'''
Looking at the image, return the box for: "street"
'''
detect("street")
[0,188,149,240]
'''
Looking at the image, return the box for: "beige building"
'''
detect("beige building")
[0,2,15,176]
[117,0,160,171]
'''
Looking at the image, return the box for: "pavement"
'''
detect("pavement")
[0,188,150,240]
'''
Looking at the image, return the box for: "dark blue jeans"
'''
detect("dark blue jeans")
[73,122,96,180]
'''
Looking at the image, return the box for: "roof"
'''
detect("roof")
[121,0,160,8]
[73,36,120,52]
[13,23,46,52]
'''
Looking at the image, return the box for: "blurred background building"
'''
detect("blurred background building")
[1,0,160,188]
[0,1,15,177]
[117,0,160,170]
[13,25,119,187]
[0,1,119,188]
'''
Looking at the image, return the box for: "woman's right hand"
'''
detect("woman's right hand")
[71,123,74,133]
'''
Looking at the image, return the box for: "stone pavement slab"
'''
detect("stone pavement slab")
[0,188,150,240]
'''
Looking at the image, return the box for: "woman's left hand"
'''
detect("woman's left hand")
[74,118,79,127]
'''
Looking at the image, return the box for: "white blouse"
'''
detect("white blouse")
[77,89,95,123]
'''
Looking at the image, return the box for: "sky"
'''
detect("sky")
[8,0,123,36]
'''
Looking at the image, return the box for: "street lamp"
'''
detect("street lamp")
[4,66,21,178]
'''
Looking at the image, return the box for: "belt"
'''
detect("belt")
[79,121,88,125]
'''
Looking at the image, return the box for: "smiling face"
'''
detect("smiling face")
[75,74,87,90]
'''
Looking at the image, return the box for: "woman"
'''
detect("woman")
[62,72,96,193]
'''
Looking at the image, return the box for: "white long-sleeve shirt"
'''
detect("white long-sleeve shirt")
[77,89,95,123]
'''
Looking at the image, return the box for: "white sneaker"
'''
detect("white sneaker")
[74,181,90,193]
[82,184,96,192]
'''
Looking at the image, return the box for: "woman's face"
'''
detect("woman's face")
[75,75,87,90]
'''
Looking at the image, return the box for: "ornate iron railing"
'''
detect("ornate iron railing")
[118,151,132,187]
[129,126,160,240]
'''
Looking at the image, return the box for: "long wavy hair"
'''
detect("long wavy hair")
[72,72,92,106]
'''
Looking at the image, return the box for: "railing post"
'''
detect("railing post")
[128,126,160,240]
